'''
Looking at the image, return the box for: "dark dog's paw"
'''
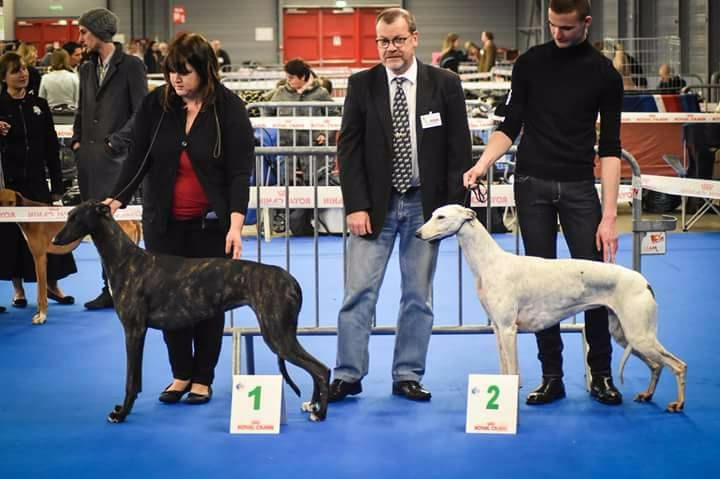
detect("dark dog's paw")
[107,405,127,423]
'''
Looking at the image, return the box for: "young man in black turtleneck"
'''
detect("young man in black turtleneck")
[464,0,624,407]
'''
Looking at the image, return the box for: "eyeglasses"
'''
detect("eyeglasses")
[375,36,411,49]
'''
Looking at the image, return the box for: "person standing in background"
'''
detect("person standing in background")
[211,40,231,70]
[478,31,496,73]
[0,52,77,309]
[72,7,147,309]
[39,49,79,108]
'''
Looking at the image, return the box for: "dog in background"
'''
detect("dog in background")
[53,201,330,423]
[0,188,141,324]
[416,204,687,412]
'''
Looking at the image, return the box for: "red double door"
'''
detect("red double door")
[16,19,80,57]
[283,7,387,68]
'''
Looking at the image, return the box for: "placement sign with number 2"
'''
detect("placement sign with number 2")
[466,374,519,434]
[230,375,283,434]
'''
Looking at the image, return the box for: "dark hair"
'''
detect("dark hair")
[376,7,417,33]
[284,58,313,82]
[483,31,494,41]
[162,32,220,111]
[549,0,591,19]
[318,76,333,95]
[0,52,25,82]
[62,42,82,56]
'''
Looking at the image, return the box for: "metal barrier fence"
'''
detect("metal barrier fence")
[600,36,681,89]
[225,146,671,378]
[681,85,720,112]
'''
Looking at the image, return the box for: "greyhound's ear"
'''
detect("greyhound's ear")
[466,208,477,220]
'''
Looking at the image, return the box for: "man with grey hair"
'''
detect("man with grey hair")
[329,7,471,402]
[71,7,147,309]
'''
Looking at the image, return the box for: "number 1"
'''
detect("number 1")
[248,385,262,410]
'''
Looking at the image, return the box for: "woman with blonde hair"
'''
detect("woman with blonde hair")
[39,49,79,108]
[439,32,466,73]
[479,31,496,73]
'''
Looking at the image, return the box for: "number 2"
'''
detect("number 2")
[486,385,500,410]
[248,385,262,410]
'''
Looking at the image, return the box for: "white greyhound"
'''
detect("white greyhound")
[416,204,687,412]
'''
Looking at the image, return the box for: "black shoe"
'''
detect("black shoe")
[392,380,432,401]
[84,288,113,310]
[590,375,623,405]
[328,379,362,403]
[0,305,5,313]
[47,289,75,305]
[184,386,213,405]
[12,297,27,308]
[159,382,191,404]
[526,377,566,405]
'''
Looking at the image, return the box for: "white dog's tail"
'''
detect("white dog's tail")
[618,345,633,384]
[608,311,631,384]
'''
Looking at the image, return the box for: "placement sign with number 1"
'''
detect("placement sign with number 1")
[230,375,283,434]
[466,374,519,434]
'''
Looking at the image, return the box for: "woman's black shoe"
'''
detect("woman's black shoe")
[158,382,191,403]
[47,290,75,305]
[184,386,213,405]
[12,297,28,308]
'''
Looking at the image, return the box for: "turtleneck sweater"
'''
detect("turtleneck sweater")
[498,40,623,181]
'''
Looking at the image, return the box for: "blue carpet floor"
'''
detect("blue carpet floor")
[1,232,719,478]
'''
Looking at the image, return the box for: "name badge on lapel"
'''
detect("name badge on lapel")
[420,112,442,129]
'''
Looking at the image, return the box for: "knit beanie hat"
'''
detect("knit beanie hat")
[79,8,118,42]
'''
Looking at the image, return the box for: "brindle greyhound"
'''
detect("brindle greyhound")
[53,201,330,423]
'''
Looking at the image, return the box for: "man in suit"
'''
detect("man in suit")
[329,7,472,403]
[71,7,147,309]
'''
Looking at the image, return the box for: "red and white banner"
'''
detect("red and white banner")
[0,205,142,223]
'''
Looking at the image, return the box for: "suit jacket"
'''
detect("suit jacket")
[338,60,472,239]
[72,43,147,200]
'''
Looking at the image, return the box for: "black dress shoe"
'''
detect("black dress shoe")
[392,380,432,401]
[12,297,28,308]
[0,305,6,313]
[328,379,362,403]
[526,377,566,405]
[184,386,213,405]
[47,290,75,305]
[84,288,113,310]
[159,382,191,404]
[590,375,623,405]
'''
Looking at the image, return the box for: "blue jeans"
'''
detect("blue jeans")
[514,175,612,378]
[334,188,439,383]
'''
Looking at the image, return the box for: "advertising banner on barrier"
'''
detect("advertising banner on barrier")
[0,177,711,221]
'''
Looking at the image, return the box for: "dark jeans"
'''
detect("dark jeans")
[514,175,612,378]
[143,217,227,386]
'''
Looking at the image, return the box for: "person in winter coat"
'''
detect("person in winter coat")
[71,7,147,309]
[0,52,77,309]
